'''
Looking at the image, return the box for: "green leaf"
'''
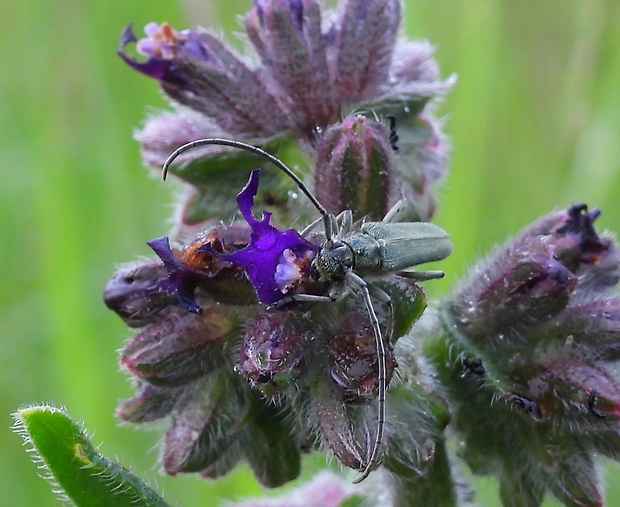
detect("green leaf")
[12,405,169,507]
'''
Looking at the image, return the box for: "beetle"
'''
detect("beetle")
[162,134,452,482]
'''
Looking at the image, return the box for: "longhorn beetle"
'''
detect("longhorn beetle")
[162,135,452,483]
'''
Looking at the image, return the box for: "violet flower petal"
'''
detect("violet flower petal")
[146,236,203,315]
[118,23,175,82]
[216,170,317,304]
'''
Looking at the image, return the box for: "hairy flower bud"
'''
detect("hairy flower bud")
[328,0,401,101]
[245,0,335,132]
[116,382,179,423]
[315,115,395,220]
[328,302,396,403]
[239,310,310,391]
[103,261,171,327]
[120,305,237,386]
[448,205,609,351]
[162,376,245,475]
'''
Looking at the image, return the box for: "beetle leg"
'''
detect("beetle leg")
[370,285,394,344]
[266,293,335,310]
[299,215,324,237]
[339,210,353,235]
[346,271,386,484]
[382,198,409,223]
[397,269,445,281]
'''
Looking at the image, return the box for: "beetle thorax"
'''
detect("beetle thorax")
[312,240,354,281]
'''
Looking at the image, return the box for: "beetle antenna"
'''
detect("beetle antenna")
[162,138,329,221]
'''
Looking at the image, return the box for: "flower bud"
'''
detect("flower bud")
[241,395,301,487]
[328,302,396,403]
[162,376,244,475]
[120,305,237,386]
[450,205,610,349]
[103,261,172,327]
[329,0,401,101]
[522,352,620,421]
[315,115,395,220]
[245,0,335,132]
[539,297,620,361]
[239,310,310,392]
[116,382,178,423]
[451,237,577,347]
[312,381,372,471]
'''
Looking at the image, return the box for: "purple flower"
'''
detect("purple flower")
[212,169,317,305]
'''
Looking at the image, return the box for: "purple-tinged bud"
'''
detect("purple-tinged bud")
[577,233,620,292]
[542,446,604,507]
[116,382,179,423]
[162,377,244,475]
[120,305,237,386]
[312,382,373,471]
[328,0,401,101]
[328,304,396,402]
[450,236,578,346]
[527,352,620,421]
[103,260,171,327]
[315,115,395,220]
[135,111,224,170]
[390,41,440,85]
[239,310,310,392]
[449,205,612,348]
[245,0,335,133]
[540,297,620,361]
[199,445,243,480]
[551,204,607,271]
[118,23,288,136]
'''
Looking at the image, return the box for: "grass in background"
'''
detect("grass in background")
[1,1,619,505]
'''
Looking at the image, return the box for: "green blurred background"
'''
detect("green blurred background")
[2,1,620,505]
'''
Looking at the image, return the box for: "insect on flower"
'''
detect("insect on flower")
[162,136,452,483]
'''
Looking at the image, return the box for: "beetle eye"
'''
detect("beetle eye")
[310,264,320,281]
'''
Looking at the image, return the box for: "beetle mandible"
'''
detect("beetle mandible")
[162,133,452,483]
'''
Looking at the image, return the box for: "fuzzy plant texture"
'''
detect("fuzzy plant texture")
[18,0,620,506]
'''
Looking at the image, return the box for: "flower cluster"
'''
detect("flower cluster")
[106,165,445,488]
[118,0,453,230]
[106,0,620,505]
[426,204,620,506]
[108,0,457,491]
